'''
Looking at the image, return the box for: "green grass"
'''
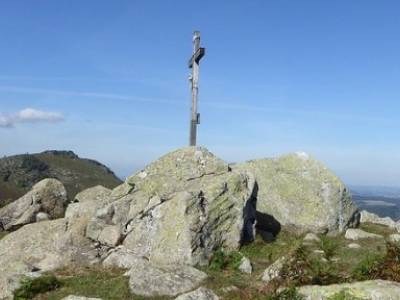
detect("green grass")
[14,275,61,300]
[240,229,304,274]
[31,266,170,300]
[359,223,396,237]
[319,235,341,260]
[327,290,364,300]
[208,249,243,271]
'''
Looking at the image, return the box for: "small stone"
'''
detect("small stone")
[220,286,239,293]
[262,257,286,282]
[345,229,383,240]
[35,212,50,222]
[348,243,361,249]
[313,249,325,255]
[238,256,252,274]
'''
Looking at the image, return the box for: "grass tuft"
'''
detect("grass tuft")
[14,275,61,300]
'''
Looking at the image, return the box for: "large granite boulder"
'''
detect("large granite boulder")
[0,219,96,300]
[86,147,256,266]
[0,178,68,231]
[298,280,400,299]
[235,153,359,233]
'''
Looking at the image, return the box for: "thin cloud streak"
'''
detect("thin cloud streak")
[0,86,183,105]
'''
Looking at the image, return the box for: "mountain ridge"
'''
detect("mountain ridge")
[0,150,122,207]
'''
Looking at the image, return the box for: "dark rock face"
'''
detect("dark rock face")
[0,150,122,207]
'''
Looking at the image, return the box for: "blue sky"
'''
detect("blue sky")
[0,1,400,186]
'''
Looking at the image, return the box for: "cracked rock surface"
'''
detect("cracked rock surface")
[87,146,256,266]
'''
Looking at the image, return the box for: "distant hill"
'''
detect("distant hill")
[350,185,400,198]
[352,195,400,221]
[0,150,122,207]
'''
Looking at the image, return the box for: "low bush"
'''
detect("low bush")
[319,236,340,260]
[209,249,244,271]
[351,254,383,281]
[14,275,61,300]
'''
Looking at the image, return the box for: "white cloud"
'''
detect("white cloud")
[0,108,64,128]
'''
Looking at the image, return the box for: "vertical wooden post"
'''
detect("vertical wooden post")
[188,31,205,146]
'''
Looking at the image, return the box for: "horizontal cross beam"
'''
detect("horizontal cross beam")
[188,47,205,68]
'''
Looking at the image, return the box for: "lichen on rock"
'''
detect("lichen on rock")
[86,146,256,266]
[235,152,359,233]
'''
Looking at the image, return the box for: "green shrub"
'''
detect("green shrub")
[14,275,61,300]
[281,245,340,285]
[351,253,383,280]
[319,236,340,260]
[208,249,244,271]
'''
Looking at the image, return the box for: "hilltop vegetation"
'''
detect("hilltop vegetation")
[0,150,122,207]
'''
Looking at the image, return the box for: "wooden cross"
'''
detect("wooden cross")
[188,31,205,146]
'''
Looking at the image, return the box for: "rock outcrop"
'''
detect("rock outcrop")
[235,152,359,233]
[360,210,400,231]
[298,280,400,299]
[87,147,256,266]
[0,219,96,300]
[0,179,68,231]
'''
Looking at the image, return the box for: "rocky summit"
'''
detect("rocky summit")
[86,146,256,266]
[2,146,389,300]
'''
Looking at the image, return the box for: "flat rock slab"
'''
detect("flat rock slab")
[298,280,400,300]
[126,258,207,297]
[345,228,383,240]
[175,287,219,300]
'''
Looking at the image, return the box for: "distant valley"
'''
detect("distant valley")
[352,196,400,221]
